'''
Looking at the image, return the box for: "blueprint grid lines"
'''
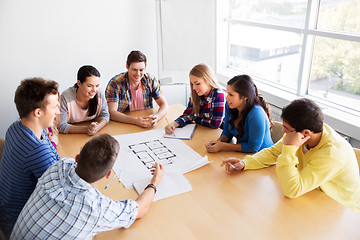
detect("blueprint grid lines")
[129,139,176,169]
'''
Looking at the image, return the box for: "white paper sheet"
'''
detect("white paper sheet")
[112,128,209,189]
[184,155,209,173]
[133,172,192,201]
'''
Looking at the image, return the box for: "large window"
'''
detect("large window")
[223,0,360,115]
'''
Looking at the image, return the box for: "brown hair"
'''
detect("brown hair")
[126,50,147,67]
[76,134,120,183]
[14,77,59,119]
[189,64,221,114]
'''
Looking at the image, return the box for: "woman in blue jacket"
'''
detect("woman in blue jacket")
[205,75,273,153]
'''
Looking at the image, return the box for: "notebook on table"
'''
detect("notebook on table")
[164,124,196,140]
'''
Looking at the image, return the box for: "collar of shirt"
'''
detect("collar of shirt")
[46,159,100,201]
[124,72,149,91]
[200,88,215,103]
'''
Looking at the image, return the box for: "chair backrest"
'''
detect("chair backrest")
[271,121,284,144]
[354,148,360,172]
[0,138,5,161]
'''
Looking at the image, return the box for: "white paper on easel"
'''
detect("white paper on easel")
[133,172,192,201]
[112,128,209,189]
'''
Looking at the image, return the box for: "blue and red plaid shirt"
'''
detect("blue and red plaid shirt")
[176,88,225,128]
[105,72,161,112]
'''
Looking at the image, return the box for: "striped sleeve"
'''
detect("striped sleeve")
[23,130,60,179]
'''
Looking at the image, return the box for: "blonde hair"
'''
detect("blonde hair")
[189,64,221,114]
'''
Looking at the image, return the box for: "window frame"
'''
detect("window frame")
[216,0,360,141]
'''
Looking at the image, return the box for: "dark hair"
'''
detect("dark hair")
[126,50,147,67]
[281,98,323,133]
[76,134,120,183]
[74,65,101,117]
[227,75,272,137]
[14,77,59,119]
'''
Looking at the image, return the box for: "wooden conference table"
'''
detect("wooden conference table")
[57,104,360,240]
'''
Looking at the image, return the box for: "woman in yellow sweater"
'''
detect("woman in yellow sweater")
[222,98,360,214]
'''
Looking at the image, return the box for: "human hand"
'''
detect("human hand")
[283,131,310,147]
[87,122,99,135]
[48,132,59,146]
[136,116,153,128]
[150,162,164,187]
[220,157,245,174]
[205,141,222,153]
[164,121,179,134]
[148,114,159,126]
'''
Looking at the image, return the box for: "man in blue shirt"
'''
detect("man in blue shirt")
[0,78,61,238]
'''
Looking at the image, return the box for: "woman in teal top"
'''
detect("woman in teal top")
[205,75,273,153]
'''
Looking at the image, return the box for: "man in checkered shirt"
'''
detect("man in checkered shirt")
[105,50,169,128]
[11,134,164,239]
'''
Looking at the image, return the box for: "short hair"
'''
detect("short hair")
[189,63,221,114]
[126,50,147,66]
[76,134,120,183]
[14,77,59,119]
[74,65,101,117]
[281,98,323,133]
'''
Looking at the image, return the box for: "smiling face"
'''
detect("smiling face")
[127,62,146,85]
[190,74,211,97]
[225,84,247,110]
[40,93,60,128]
[77,75,100,101]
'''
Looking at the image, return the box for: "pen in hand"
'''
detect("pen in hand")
[221,156,238,170]
[165,118,176,137]
[105,175,116,189]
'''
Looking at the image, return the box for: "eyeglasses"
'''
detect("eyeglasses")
[283,125,296,133]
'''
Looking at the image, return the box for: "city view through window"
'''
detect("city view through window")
[227,0,360,114]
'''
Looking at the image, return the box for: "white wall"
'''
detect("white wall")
[0,0,158,138]
[155,0,216,106]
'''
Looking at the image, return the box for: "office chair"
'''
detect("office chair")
[354,148,360,172]
[271,121,284,144]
